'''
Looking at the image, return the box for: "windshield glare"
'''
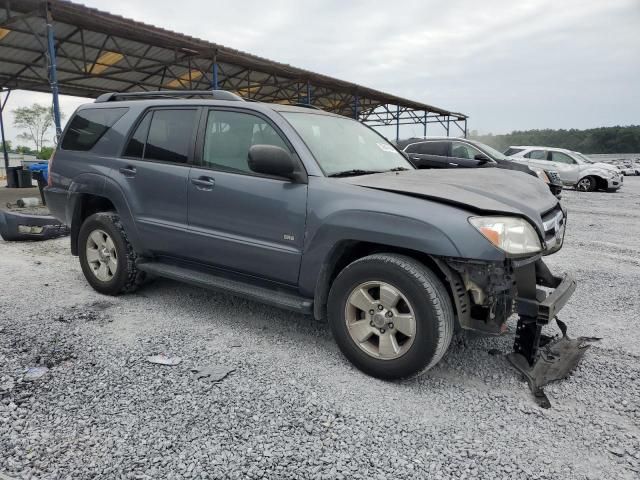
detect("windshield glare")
[474,141,508,161]
[574,152,593,164]
[281,112,413,175]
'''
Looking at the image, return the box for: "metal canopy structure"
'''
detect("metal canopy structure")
[0,0,467,150]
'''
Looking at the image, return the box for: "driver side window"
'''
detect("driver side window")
[202,110,289,174]
[550,151,576,165]
[451,142,482,160]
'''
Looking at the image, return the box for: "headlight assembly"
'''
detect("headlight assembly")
[469,216,542,254]
[529,167,550,183]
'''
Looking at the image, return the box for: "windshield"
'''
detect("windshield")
[281,112,413,176]
[574,152,594,164]
[472,141,509,161]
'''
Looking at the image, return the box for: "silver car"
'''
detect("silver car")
[506,146,623,192]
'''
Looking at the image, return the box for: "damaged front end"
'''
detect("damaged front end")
[437,255,593,407]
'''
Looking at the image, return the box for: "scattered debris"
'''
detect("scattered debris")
[146,354,182,366]
[0,209,70,241]
[23,366,49,382]
[16,197,42,208]
[192,365,235,383]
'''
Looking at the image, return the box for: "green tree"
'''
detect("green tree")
[37,146,54,160]
[0,140,11,152]
[12,103,63,153]
[14,145,34,155]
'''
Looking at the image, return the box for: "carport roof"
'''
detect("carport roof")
[0,0,467,126]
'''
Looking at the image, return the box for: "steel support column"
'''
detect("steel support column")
[1,89,10,187]
[212,52,219,89]
[446,116,450,137]
[423,111,427,137]
[354,94,359,119]
[45,6,62,139]
[464,119,468,138]
[306,80,312,105]
[396,105,400,142]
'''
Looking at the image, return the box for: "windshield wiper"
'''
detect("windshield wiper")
[387,167,410,172]
[328,169,382,178]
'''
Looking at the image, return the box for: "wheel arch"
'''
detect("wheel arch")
[312,240,466,330]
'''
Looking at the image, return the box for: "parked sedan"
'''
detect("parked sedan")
[507,146,623,192]
[398,137,563,197]
[612,161,637,176]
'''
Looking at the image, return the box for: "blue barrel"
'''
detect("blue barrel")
[28,162,49,183]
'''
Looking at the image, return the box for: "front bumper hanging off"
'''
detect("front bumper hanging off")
[507,258,596,407]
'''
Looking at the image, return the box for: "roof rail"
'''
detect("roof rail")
[95,90,244,103]
[291,102,322,110]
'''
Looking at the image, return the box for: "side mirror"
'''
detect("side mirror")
[474,153,491,164]
[248,145,299,180]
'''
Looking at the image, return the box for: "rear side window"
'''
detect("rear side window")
[123,109,198,163]
[61,107,128,151]
[504,147,524,156]
[525,150,547,160]
[407,141,448,156]
[550,151,576,164]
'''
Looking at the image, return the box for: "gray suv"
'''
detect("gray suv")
[45,91,576,382]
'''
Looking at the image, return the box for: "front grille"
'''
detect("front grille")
[547,170,562,184]
[541,205,565,251]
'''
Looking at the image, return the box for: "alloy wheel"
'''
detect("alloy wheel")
[85,229,118,282]
[344,281,416,360]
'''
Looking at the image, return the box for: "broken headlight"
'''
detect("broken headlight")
[469,216,541,255]
[529,167,550,183]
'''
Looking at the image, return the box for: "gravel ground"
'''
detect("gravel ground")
[1,178,639,479]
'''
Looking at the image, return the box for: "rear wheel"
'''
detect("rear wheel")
[328,254,454,379]
[576,176,596,192]
[78,212,144,295]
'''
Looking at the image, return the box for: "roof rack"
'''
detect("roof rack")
[291,103,322,110]
[95,90,244,103]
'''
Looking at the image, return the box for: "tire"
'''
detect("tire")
[576,176,596,192]
[327,253,454,379]
[78,212,144,295]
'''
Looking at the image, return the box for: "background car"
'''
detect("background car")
[612,160,637,176]
[507,146,623,192]
[398,137,563,197]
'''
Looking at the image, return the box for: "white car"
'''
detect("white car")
[612,161,637,176]
[505,146,623,192]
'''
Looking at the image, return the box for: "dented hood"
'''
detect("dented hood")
[340,168,558,229]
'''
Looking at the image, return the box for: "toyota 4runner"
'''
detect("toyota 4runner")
[45,90,579,386]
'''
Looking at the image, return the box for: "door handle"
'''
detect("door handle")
[191,176,215,190]
[119,166,136,177]
[411,156,421,160]
[448,162,459,167]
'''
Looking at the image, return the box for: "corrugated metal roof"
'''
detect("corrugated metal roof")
[0,0,467,122]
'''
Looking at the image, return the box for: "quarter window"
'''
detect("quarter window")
[202,110,289,173]
[61,107,128,151]
[123,112,151,158]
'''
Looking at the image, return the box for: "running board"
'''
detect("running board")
[137,261,313,315]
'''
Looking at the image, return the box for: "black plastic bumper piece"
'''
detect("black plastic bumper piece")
[0,210,70,241]
[516,272,577,323]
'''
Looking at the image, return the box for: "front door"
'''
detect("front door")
[548,150,580,184]
[186,108,307,285]
[111,108,199,254]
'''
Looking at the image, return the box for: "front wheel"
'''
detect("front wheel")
[576,176,596,192]
[328,254,454,379]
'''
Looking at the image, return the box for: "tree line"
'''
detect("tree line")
[470,125,640,154]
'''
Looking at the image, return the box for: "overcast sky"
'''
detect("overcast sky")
[3,0,639,146]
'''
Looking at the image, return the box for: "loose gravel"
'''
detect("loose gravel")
[1,178,639,479]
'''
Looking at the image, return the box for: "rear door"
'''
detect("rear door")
[111,107,199,254]
[548,150,580,184]
[185,108,307,285]
[405,141,452,168]
[522,149,549,169]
